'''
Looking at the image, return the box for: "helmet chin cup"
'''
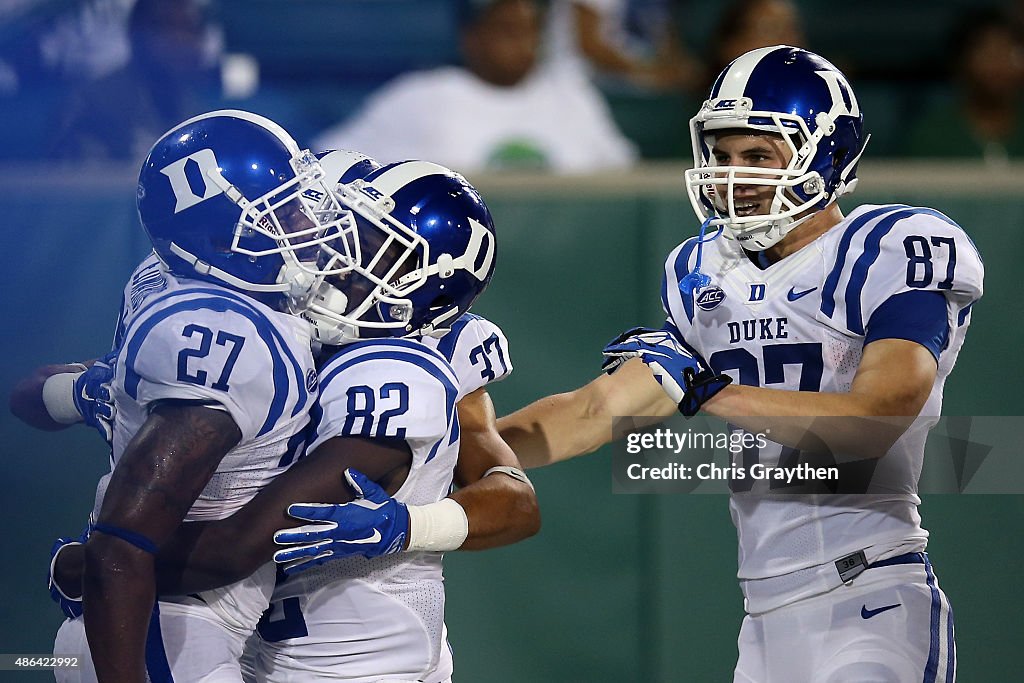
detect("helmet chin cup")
[304,310,360,346]
[280,264,319,311]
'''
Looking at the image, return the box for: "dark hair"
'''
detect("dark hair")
[457,0,542,30]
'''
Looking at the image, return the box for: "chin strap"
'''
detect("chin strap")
[679,217,724,295]
[168,243,291,293]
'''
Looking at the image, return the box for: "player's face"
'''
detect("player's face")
[319,219,417,317]
[707,131,793,217]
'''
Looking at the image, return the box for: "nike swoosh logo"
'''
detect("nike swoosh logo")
[861,603,901,619]
[787,286,818,302]
[348,530,382,545]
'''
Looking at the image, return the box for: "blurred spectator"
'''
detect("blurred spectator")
[904,8,1024,164]
[48,0,223,163]
[38,0,136,82]
[313,0,637,174]
[544,0,702,93]
[709,0,805,77]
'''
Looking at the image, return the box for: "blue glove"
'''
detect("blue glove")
[602,327,732,417]
[48,529,88,619]
[272,468,410,574]
[72,351,116,443]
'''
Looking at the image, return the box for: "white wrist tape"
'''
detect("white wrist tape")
[483,465,534,491]
[42,371,85,425]
[406,498,469,552]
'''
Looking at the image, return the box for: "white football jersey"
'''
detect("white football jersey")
[96,279,318,523]
[661,204,984,613]
[421,311,513,399]
[253,338,461,683]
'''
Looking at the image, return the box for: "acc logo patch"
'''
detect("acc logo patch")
[305,368,319,393]
[696,286,726,311]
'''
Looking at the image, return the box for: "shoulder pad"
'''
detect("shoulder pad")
[820,206,983,335]
[119,288,315,440]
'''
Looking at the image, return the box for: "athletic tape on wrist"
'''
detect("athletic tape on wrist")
[91,523,159,555]
[406,498,469,552]
[482,465,535,491]
[42,371,86,424]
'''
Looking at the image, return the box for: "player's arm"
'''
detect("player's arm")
[83,401,241,683]
[268,387,544,570]
[707,338,936,418]
[154,435,411,593]
[448,387,540,550]
[9,362,89,431]
[9,356,114,441]
[50,436,411,600]
[161,382,539,574]
[701,338,937,459]
[497,357,678,469]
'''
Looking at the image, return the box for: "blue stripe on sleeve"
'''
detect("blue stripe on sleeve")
[126,287,310,417]
[864,290,949,360]
[957,303,973,327]
[945,595,956,682]
[434,312,481,362]
[113,292,129,350]
[844,209,918,334]
[844,207,966,335]
[181,288,310,417]
[123,295,299,437]
[820,205,908,318]
[448,414,461,446]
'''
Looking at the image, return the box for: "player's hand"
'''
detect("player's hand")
[72,352,116,443]
[272,468,410,574]
[48,531,86,619]
[602,327,732,416]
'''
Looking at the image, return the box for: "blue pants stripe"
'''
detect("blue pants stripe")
[922,558,942,683]
[145,602,174,683]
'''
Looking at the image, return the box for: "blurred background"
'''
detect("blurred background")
[1,0,1022,681]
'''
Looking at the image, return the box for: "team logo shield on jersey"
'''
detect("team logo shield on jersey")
[696,286,726,311]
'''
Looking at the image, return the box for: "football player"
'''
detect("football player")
[37,109,352,683]
[497,45,982,682]
[29,152,537,682]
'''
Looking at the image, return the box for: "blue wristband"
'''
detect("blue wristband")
[90,523,159,555]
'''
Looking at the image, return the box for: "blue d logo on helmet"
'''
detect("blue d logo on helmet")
[137,110,360,311]
[302,160,498,345]
[684,45,869,251]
